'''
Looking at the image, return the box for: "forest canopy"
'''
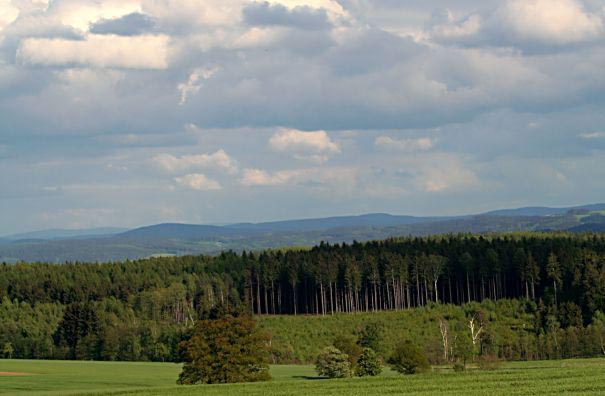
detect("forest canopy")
[2,233,605,363]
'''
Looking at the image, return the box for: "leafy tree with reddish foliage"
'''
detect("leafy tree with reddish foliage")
[177,315,271,384]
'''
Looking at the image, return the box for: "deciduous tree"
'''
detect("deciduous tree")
[177,315,271,384]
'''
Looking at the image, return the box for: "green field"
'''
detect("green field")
[257,301,536,364]
[2,359,605,395]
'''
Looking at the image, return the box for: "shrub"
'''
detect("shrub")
[357,322,384,352]
[387,340,430,375]
[315,346,352,378]
[333,334,363,367]
[452,331,474,366]
[355,348,382,377]
[177,315,271,384]
[453,362,465,372]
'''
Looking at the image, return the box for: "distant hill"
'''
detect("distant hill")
[226,213,447,233]
[119,223,250,239]
[3,227,127,241]
[568,223,605,233]
[485,203,605,217]
[88,214,451,241]
[1,203,604,263]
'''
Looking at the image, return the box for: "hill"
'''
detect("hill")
[1,203,604,263]
[119,223,252,239]
[484,203,605,217]
[2,227,127,241]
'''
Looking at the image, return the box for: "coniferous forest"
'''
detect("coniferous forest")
[2,233,605,363]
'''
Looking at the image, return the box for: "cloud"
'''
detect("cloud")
[269,128,340,160]
[4,0,605,234]
[40,208,117,229]
[495,0,603,45]
[178,66,220,105]
[265,0,349,24]
[375,136,434,152]
[412,155,481,193]
[140,0,245,30]
[154,149,237,173]
[239,166,358,191]
[240,168,302,186]
[16,34,170,69]
[430,11,482,41]
[0,1,19,33]
[51,0,142,32]
[430,0,604,50]
[89,12,157,36]
[243,2,331,30]
[174,173,222,190]
[580,131,605,139]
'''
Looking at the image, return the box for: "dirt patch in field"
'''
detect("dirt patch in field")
[0,371,34,376]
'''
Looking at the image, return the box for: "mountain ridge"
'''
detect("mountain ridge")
[2,203,604,263]
[3,227,128,241]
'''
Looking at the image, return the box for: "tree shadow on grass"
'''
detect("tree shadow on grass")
[292,375,329,380]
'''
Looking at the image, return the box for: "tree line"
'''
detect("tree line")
[2,233,605,362]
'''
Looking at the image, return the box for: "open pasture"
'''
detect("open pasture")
[2,359,605,396]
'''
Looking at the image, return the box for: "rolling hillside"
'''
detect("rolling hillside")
[1,204,604,263]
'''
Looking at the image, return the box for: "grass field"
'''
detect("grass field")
[2,359,605,396]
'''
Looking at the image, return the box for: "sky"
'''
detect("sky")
[1,0,605,234]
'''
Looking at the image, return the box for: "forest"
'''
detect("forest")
[2,233,605,363]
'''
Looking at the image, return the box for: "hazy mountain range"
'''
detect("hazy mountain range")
[2,203,605,263]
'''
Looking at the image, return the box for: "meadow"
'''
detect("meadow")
[2,358,605,396]
[257,302,535,363]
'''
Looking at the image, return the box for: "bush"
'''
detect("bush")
[333,334,363,368]
[315,346,352,378]
[355,348,382,377]
[387,340,430,375]
[357,322,384,352]
[453,362,465,372]
[177,315,271,384]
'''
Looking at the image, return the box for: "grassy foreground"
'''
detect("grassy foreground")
[2,359,605,396]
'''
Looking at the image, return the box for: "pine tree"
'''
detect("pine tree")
[546,253,562,305]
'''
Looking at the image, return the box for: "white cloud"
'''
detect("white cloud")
[239,166,358,191]
[416,156,480,193]
[497,0,603,45]
[17,34,170,69]
[174,173,222,191]
[269,128,340,161]
[375,136,434,152]
[154,149,237,174]
[430,0,604,49]
[431,12,482,40]
[141,0,247,29]
[389,153,481,194]
[0,0,19,33]
[54,0,141,31]
[580,131,605,139]
[178,66,219,105]
[267,0,349,23]
[231,26,282,49]
[240,168,302,186]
